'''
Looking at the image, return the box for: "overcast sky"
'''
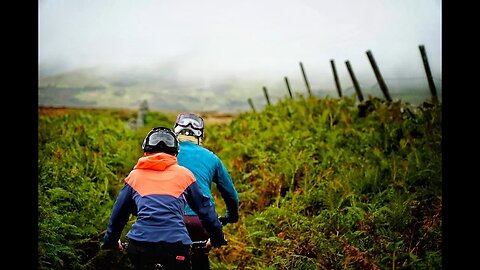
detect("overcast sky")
[39,0,442,89]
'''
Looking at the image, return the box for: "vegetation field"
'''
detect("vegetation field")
[38,94,442,269]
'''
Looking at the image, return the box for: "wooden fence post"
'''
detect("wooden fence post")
[366,50,392,102]
[299,62,313,97]
[284,76,293,99]
[137,100,149,129]
[330,59,343,98]
[263,86,271,105]
[247,98,256,113]
[418,44,439,104]
[345,60,364,102]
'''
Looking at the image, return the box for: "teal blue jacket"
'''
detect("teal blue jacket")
[177,141,239,221]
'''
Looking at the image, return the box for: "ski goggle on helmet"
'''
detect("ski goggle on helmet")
[174,113,204,138]
[142,127,179,155]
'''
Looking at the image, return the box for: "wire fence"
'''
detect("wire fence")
[249,45,441,112]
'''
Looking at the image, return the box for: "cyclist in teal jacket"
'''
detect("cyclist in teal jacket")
[173,113,239,270]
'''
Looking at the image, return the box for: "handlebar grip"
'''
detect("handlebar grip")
[191,240,208,249]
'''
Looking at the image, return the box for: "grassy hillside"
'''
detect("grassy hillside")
[205,96,441,269]
[38,94,441,269]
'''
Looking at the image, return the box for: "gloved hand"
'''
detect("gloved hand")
[219,215,238,225]
[209,237,228,248]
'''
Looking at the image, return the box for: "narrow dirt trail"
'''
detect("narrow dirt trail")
[199,111,236,125]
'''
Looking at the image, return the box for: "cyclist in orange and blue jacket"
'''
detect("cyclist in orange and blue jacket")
[173,113,239,270]
[102,127,227,270]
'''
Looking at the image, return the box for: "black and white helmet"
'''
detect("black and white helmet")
[142,127,179,155]
[173,113,204,139]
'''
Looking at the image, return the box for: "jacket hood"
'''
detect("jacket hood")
[134,152,177,171]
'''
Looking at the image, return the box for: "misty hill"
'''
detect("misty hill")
[38,64,440,113]
[38,64,261,112]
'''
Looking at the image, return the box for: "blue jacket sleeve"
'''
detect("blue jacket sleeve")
[185,181,225,246]
[213,157,239,222]
[103,183,135,248]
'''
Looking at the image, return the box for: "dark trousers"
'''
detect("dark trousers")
[184,215,210,270]
[126,239,191,270]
